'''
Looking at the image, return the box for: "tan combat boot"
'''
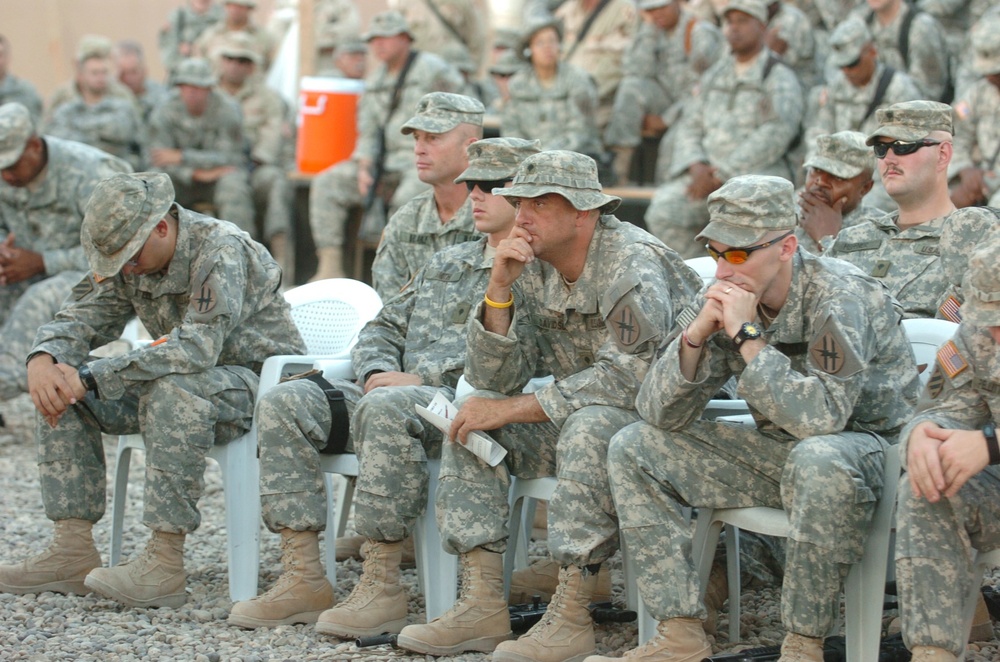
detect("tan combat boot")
[335,534,366,562]
[359,534,417,569]
[508,558,612,605]
[584,617,711,661]
[779,632,824,662]
[395,547,512,655]
[310,246,345,281]
[0,519,101,595]
[611,147,636,186]
[315,539,408,638]
[970,591,994,641]
[493,564,599,662]
[85,531,186,608]
[228,529,334,628]
[909,646,958,662]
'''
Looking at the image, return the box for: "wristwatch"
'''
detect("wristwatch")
[984,421,1000,466]
[732,321,762,347]
[78,364,99,396]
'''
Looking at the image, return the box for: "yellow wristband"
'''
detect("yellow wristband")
[484,292,514,309]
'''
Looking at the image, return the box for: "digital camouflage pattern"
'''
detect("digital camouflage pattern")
[0,75,43,122]
[494,150,620,213]
[195,22,277,72]
[699,175,797,246]
[30,205,304,533]
[610,248,919,636]
[0,102,33,168]
[158,2,224,73]
[387,0,489,70]
[455,137,541,183]
[803,130,875,180]
[768,2,818,89]
[0,135,131,400]
[865,99,954,145]
[43,94,148,171]
[825,15,870,68]
[952,71,1000,207]
[401,92,484,136]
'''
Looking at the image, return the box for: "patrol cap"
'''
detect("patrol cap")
[76,34,113,63]
[803,131,874,179]
[0,102,34,169]
[224,0,257,6]
[82,172,175,279]
[698,175,796,247]
[494,150,621,213]
[334,37,369,57]
[493,27,522,52]
[489,50,524,76]
[520,16,563,58]
[638,0,673,9]
[827,17,872,69]
[456,138,542,183]
[722,0,769,25]
[401,92,485,135]
[961,237,1000,327]
[441,42,477,74]
[218,32,263,65]
[363,11,413,41]
[866,100,953,145]
[972,15,1000,77]
[171,57,216,87]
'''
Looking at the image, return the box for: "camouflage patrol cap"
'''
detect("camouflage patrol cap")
[224,0,257,6]
[520,16,564,58]
[722,0,768,24]
[494,150,621,213]
[334,37,369,57]
[82,172,175,279]
[455,138,542,183]
[698,175,796,247]
[961,237,1000,327]
[76,34,113,63]
[489,50,524,76]
[866,100,953,145]
[972,15,1000,76]
[0,102,34,169]
[638,0,673,9]
[493,27,522,52]
[401,92,485,135]
[827,17,872,69]
[171,57,216,87]
[363,11,413,41]
[218,32,263,65]
[803,131,874,179]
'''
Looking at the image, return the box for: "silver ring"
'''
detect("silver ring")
[725,287,733,294]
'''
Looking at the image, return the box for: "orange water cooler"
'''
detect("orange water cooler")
[296,77,365,173]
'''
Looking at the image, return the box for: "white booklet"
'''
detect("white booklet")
[416,392,507,467]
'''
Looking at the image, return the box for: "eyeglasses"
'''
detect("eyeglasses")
[465,178,512,193]
[841,54,863,69]
[706,231,793,264]
[872,140,942,159]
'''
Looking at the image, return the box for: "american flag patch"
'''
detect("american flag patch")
[938,295,962,323]
[937,340,968,379]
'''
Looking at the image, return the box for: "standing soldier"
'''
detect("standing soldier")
[159,0,223,74]
[195,0,277,72]
[389,0,491,72]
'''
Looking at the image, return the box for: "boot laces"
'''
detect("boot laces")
[523,567,579,638]
[426,553,476,624]
[340,549,387,607]
[255,537,301,600]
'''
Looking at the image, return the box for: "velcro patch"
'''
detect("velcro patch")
[73,274,96,301]
[189,272,230,322]
[808,316,863,376]
[936,340,968,379]
[607,300,656,353]
[926,365,945,399]
[938,295,962,323]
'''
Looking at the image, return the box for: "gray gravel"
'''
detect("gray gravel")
[0,392,997,661]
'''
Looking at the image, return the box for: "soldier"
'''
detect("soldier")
[393,150,702,660]
[765,0,818,89]
[316,37,367,80]
[826,101,998,320]
[195,0,277,72]
[115,40,169,127]
[894,236,1000,662]
[148,58,255,237]
[45,35,141,125]
[796,131,883,254]
[0,171,304,608]
[596,175,920,662]
[0,35,42,119]
[486,50,524,114]
[950,15,1000,209]
[370,92,484,299]
[388,0,490,72]
[0,102,131,404]
[603,0,723,185]
[158,0,223,74]
[645,0,804,259]
[312,0,362,71]
[308,11,463,281]
[216,34,294,267]
[43,36,147,172]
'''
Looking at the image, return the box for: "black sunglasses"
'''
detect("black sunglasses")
[465,178,512,193]
[872,140,942,159]
[706,231,794,264]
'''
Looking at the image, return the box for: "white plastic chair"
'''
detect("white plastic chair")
[314,358,457,621]
[684,255,717,288]
[108,278,381,602]
[900,318,959,386]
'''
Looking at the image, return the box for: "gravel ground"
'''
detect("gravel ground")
[1,393,998,661]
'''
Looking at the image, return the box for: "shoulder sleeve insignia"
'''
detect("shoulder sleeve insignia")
[936,340,968,380]
[603,274,658,354]
[189,270,230,322]
[808,315,863,376]
[937,295,962,323]
[72,274,96,301]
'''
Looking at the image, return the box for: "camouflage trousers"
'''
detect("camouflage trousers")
[608,418,887,637]
[257,378,450,541]
[896,468,1000,656]
[0,270,84,400]
[38,366,256,533]
[603,76,670,149]
[308,158,429,249]
[250,164,293,242]
[172,173,255,236]
[436,390,640,567]
[644,176,711,259]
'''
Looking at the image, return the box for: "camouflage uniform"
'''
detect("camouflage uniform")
[44,80,140,128]
[28,172,304,533]
[313,0,362,60]
[148,60,255,236]
[0,105,131,400]
[895,241,1000,658]
[132,79,170,127]
[0,74,43,120]
[43,94,148,171]
[158,2,224,73]
[436,152,703,567]
[195,23,277,72]
[609,176,920,638]
[768,1,818,89]
[646,44,804,258]
[388,0,490,71]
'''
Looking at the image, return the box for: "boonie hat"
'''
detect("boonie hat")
[698,175,796,247]
[520,16,563,58]
[490,50,524,76]
[866,100,953,145]
[972,15,1000,77]
[494,150,621,213]
[961,238,1000,327]
[224,0,257,7]
[363,11,413,41]
[456,138,542,183]
[334,37,368,56]
[401,92,485,135]
[722,0,769,25]
[827,17,872,69]
[171,57,216,87]
[803,131,874,179]
[0,102,34,169]
[82,172,175,279]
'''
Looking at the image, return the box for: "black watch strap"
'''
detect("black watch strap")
[984,422,1000,466]
[78,364,99,397]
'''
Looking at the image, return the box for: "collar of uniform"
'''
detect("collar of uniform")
[893,212,946,238]
[137,209,193,297]
[763,248,810,344]
[24,137,63,208]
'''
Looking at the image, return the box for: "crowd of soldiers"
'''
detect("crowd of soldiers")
[1,1,1000,662]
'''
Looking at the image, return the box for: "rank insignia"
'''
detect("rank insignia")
[926,365,945,399]
[936,340,968,379]
[72,274,95,300]
[870,260,891,278]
